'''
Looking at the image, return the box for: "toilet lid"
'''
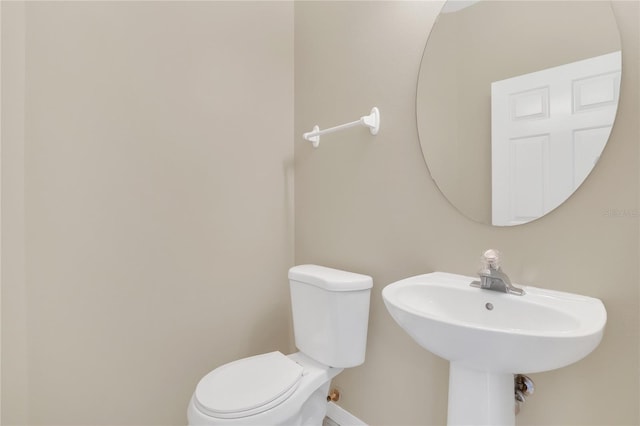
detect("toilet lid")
[194,351,303,419]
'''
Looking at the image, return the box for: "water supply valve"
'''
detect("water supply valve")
[327,388,340,402]
[515,374,534,414]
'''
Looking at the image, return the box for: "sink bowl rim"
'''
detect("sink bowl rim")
[382,272,607,339]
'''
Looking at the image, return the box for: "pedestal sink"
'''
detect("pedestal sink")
[382,272,606,426]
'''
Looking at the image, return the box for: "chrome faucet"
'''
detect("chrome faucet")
[471,249,525,296]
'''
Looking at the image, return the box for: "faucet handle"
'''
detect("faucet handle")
[482,249,501,270]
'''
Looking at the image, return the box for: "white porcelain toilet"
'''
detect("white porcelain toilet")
[187,264,373,425]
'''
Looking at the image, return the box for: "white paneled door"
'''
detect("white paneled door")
[491,51,621,226]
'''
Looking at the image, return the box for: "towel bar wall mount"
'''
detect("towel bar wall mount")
[303,107,380,148]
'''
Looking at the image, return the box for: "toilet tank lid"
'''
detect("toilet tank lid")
[288,265,373,291]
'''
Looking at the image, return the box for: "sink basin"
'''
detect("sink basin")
[382,272,606,373]
[382,272,606,425]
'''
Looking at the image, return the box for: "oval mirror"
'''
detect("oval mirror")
[417,0,621,226]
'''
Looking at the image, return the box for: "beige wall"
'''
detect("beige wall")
[2,2,294,425]
[295,1,638,425]
[1,2,28,424]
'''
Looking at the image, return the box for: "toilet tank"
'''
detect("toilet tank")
[288,265,373,368]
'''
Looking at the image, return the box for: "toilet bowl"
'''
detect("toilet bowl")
[187,265,372,426]
[188,352,341,425]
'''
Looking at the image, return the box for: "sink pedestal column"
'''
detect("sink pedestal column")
[447,363,515,426]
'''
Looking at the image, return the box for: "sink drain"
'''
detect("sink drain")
[485,302,494,310]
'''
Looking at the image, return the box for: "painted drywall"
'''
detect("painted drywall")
[2,2,294,425]
[295,1,638,425]
[1,3,28,424]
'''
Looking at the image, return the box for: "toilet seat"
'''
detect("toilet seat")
[194,351,303,419]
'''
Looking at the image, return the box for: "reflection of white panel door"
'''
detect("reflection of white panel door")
[491,51,621,226]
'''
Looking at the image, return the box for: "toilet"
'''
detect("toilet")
[187,264,373,425]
